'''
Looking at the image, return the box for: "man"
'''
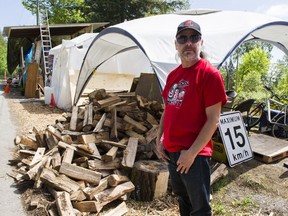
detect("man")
[156,20,227,216]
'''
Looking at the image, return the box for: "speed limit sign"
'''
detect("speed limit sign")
[218,111,253,167]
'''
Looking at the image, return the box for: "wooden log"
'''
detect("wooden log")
[55,191,76,216]
[51,148,62,170]
[96,95,122,108]
[102,146,118,162]
[93,113,106,132]
[110,108,118,139]
[121,137,138,168]
[123,115,148,133]
[59,162,101,185]
[40,167,80,193]
[93,181,135,212]
[83,177,109,200]
[19,135,38,150]
[88,158,121,170]
[125,130,146,144]
[130,160,169,201]
[102,201,128,216]
[32,127,46,147]
[210,163,228,185]
[29,147,46,167]
[46,125,63,141]
[108,174,129,187]
[61,134,73,144]
[58,141,101,160]
[87,143,101,159]
[82,103,93,132]
[146,112,159,125]
[70,106,79,131]
[145,125,159,144]
[62,148,75,164]
[101,140,127,149]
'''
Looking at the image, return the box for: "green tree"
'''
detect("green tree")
[0,34,7,74]
[22,0,189,26]
[22,0,86,24]
[84,0,189,25]
[236,48,270,102]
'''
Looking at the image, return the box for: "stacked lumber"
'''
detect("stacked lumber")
[8,88,167,215]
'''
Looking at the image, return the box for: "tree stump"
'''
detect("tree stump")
[130,160,169,201]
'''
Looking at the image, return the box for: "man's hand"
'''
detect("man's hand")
[176,150,196,174]
[155,140,170,162]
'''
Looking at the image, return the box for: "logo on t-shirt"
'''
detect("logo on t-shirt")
[167,79,189,108]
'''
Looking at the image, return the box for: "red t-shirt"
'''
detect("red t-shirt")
[162,58,227,156]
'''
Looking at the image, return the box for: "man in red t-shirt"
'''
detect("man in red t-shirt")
[156,20,227,216]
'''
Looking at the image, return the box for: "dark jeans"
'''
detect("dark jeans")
[166,151,212,216]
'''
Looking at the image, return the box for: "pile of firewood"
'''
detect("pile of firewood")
[8,88,169,215]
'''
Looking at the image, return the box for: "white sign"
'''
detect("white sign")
[218,111,253,167]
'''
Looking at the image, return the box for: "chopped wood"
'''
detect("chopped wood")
[40,167,80,193]
[70,106,79,131]
[93,181,135,212]
[87,143,101,159]
[146,112,159,125]
[102,146,118,162]
[55,191,76,216]
[59,162,101,185]
[32,127,46,147]
[29,147,46,167]
[145,125,159,144]
[61,134,73,144]
[83,177,109,200]
[72,144,94,154]
[102,201,128,216]
[210,163,228,185]
[125,130,146,144]
[122,137,138,168]
[110,108,118,139]
[101,140,127,149]
[108,174,129,187]
[93,113,106,132]
[123,115,148,133]
[46,125,63,141]
[82,103,93,132]
[73,200,98,213]
[19,135,38,150]
[88,158,121,170]
[96,95,122,108]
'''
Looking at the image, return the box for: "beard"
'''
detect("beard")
[178,49,200,62]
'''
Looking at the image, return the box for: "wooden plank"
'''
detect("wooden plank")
[102,146,118,162]
[249,133,288,163]
[82,103,93,132]
[25,62,38,98]
[59,162,102,184]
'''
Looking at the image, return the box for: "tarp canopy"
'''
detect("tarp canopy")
[49,33,97,110]
[74,9,288,105]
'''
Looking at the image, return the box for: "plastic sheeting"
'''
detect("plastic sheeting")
[74,10,288,105]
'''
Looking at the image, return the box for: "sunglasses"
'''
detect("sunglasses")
[176,35,201,44]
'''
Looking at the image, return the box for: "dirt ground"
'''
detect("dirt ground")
[3,83,288,216]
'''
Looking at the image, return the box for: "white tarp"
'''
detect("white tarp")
[74,9,288,105]
[49,33,97,110]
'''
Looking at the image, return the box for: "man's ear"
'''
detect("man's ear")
[175,40,178,50]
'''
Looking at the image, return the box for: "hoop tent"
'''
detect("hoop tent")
[74,10,288,105]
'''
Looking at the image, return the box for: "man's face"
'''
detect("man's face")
[175,29,202,62]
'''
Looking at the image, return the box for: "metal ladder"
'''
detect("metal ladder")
[40,10,52,76]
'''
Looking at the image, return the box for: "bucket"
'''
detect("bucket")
[44,87,55,105]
